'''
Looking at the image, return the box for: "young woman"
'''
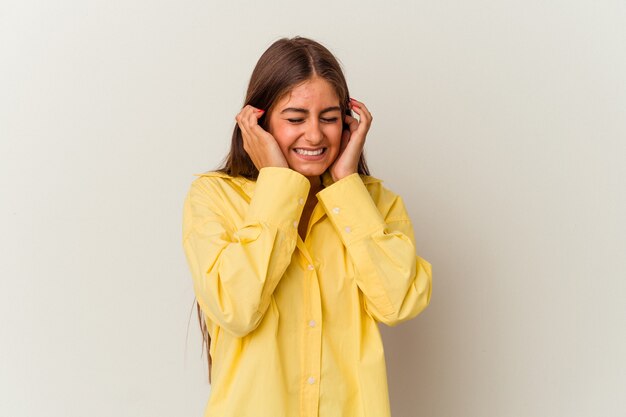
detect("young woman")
[182,36,432,417]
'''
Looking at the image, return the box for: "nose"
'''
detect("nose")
[304,120,324,145]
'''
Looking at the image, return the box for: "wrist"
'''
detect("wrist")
[331,170,357,182]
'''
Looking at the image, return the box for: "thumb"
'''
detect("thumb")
[340,127,351,152]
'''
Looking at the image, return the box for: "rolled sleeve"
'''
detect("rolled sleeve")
[316,173,432,325]
[246,167,311,237]
[182,167,311,337]
[316,173,386,246]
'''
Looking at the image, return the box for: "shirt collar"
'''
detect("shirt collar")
[193,169,381,200]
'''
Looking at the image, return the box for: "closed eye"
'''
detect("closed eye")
[286,117,339,124]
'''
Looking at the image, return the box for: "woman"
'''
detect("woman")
[182,36,432,417]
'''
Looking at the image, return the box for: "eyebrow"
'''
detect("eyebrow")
[280,106,341,115]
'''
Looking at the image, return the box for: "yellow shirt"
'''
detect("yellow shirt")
[182,167,432,417]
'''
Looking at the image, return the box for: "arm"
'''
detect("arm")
[316,173,432,326]
[182,167,310,337]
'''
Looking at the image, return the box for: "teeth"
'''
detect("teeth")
[295,148,324,156]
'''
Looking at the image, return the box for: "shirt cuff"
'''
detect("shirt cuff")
[245,167,311,233]
[316,173,386,245]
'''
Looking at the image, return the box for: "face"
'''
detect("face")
[267,77,343,181]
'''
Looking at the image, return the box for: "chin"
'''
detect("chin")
[291,164,328,178]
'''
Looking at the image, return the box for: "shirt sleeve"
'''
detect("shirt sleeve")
[182,167,310,337]
[316,173,432,326]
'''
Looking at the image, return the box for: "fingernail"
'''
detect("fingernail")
[257,109,265,114]
[349,97,355,101]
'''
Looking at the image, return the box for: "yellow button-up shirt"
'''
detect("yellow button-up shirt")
[182,167,432,417]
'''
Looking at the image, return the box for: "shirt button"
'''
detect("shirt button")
[332,207,340,214]
[293,221,298,228]
[344,226,351,233]
[309,320,316,327]
[298,198,305,205]
[307,376,316,384]
[307,264,314,271]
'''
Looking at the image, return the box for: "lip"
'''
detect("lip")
[292,147,327,161]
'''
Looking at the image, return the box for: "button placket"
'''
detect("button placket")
[298,245,322,415]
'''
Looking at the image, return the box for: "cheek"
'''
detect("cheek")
[324,124,343,147]
[270,125,298,151]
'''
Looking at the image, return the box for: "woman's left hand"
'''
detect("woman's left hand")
[329,98,373,182]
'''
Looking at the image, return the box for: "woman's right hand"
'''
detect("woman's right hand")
[235,105,289,170]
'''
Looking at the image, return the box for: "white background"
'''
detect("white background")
[1,1,625,416]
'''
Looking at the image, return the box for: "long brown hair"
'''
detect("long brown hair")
[196,36,370,383]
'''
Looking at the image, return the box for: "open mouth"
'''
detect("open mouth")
[293,148,326,156]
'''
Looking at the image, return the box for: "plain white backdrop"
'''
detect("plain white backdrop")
[1,1,625,416]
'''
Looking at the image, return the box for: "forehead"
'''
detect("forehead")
[276,77,340,108]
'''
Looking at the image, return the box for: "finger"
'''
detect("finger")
[344,113,367,147]
[350,100,373,124]
[240,106,269,167]
[349,98,372,126]
[250,123,270,140]
[341,127,351,150]
[243,106,266,137]
[344,114,359,133]
[237,106,257,152]
[235,108,248,138]
[237,110,252,142]
[237,104,259,119]
[240,105,262,137]
[246,117,269,152]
